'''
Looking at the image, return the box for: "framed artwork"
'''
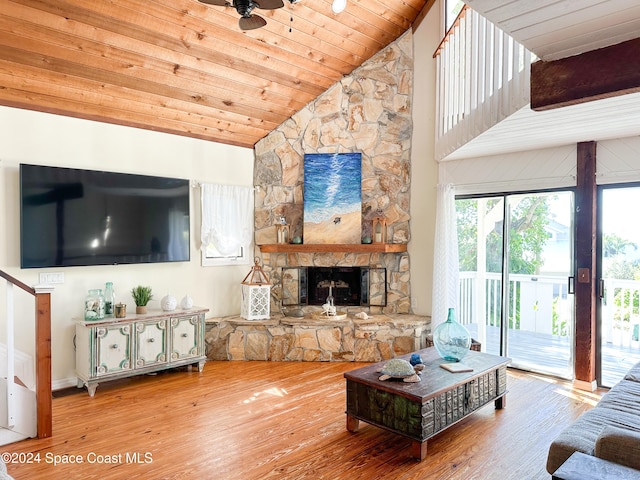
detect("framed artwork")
[303,153,362,244]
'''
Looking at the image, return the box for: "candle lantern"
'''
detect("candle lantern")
[372,216,388,244]
[240,258,271,320]
[276,216,290,244]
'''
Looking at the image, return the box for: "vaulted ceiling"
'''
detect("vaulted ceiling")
[0,0,434,149]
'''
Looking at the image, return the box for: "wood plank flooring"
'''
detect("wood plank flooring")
[2,361,606,480]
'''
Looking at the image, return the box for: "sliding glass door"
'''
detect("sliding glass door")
[457,191,574,378]
[599,186,640,387]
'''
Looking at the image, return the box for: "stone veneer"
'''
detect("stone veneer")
[252,30,414,316]
[205,313,428,362]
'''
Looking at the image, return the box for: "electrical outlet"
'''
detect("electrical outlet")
[411,298,417,309]
[39,272,65,284]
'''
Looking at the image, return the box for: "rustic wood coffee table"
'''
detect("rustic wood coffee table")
[344,347,510,461]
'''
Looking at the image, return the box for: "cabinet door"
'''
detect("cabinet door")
[136,319,168,368]
[95,325,132,376]
[170,315,200,361]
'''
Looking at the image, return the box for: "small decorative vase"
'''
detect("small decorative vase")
[180,295,193,310]
[84,289,105,321]
[136,305,147,315]
[161,294,177,311]
[409,353,423,366]
[432,308,471,362]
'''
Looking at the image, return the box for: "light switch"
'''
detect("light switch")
[39,272,65,284]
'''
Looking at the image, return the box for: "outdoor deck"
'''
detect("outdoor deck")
[459,272,640,388]
[467,324,640,387]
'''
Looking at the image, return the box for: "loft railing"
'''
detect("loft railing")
[433,6,536,161]
[0,270,52,439]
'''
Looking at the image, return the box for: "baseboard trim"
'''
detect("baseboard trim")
[53,377,79,391]
[573,378,598,392]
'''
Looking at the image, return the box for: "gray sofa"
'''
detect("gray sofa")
[546,361,640,474]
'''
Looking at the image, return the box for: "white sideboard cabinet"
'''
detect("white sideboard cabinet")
[75,307,208,396]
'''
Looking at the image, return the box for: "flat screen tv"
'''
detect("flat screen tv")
[20,164,190,268]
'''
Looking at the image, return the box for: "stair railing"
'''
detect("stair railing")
[0,270,52,438]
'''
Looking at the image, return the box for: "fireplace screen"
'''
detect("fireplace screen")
[281,266,387,307]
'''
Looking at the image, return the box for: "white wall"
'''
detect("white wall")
[0,106,255,388]
[408,3,441,317]
[597,136,640,185]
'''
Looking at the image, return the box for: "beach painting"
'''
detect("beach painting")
[303,152,362,244]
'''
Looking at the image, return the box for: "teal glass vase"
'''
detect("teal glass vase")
[432,308,471,362]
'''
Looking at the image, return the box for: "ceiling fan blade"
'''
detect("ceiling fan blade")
[239,14,267,30]
[198,0,229,5]
[254,0,284,10]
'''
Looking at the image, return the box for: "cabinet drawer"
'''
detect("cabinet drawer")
[95,325,132,376]
[135,319,168,367]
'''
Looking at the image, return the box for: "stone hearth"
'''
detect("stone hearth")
[205,313,428,362]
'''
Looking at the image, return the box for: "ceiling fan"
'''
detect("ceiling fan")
[199,0,286,30]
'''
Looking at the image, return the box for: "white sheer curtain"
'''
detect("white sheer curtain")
[200,183,253,256]
[431,183,459,329]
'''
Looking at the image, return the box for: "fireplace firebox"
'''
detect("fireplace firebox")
[281,266,387,307]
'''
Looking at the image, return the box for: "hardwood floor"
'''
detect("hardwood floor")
[2,361,606,480]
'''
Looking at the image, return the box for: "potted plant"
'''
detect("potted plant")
[131,285,153,314]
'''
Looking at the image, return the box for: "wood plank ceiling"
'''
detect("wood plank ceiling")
[0,0,432,148]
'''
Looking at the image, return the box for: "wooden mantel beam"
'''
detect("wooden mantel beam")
[531,38,640,111]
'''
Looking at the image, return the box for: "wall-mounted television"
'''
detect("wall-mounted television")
[20,164,190,268]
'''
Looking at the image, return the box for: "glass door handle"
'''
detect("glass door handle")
[568,276,575,295]
[599,278,605,299]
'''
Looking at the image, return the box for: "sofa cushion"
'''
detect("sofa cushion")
[623,362,640,383]
[546,407,640,474]
[595,425,640,470]
[597,379,640,414]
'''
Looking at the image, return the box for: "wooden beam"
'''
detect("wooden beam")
[574,141,597,390]
[531,38,640,111]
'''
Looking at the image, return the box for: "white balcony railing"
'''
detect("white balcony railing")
[459,271,640,350]
[434,6,536,161]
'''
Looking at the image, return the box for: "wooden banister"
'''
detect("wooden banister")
[1,270,52,439]
[0,270,35,296]
[433,4,469,58]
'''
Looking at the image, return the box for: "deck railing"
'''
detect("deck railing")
[460,271,640,349]
[0,270,52,439]
[433,6,536,160]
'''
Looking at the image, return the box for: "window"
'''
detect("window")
[200,183,253,267]
[445,0,465,32]
[201,243,249,266]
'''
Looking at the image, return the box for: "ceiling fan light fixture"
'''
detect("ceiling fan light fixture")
[331,0,346,14]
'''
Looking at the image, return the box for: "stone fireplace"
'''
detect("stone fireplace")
[283,266,386,308]
[251,31,415,315]
[203,31,429,364]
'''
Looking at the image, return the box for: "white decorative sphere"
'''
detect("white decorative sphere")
[161,294,177,311]
[180,295,194,309]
